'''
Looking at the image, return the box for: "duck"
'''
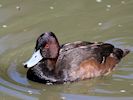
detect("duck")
[23,32,130,84]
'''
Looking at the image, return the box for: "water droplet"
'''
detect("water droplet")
[98,22,102,26]
[43,89,46,91]
[120,90,126,93]
[23,29,27,32]
[50,6,54,10]
[130,84,133,86]
[107,5,111,8]
[0,4,3,8]
[121,1,125,4]
[2,25,7,28]
[118,24,123,27]
[16,6,21,11]
[61,96,66,100]
[96,0,102,3]
[28,90,33,94]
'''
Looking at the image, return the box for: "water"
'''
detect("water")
[0,0,133,100]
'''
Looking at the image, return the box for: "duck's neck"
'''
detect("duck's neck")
[45,58,57,71]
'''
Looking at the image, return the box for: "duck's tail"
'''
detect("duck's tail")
[113,48,130,60]
[122,49,130,57]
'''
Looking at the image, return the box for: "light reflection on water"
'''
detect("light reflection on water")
[0,77,40,95]
[106,37,133,51]
[61,93,133,100]
[0,85,38,100]
[7,61,29,85]
[0,0,133,100]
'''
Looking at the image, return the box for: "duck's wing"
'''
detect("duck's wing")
[60,41,128,63]
[87,42,129,63]
[60,41,95,53]
[59,41,114,63]
[96,43,114,63]
[56,42,130,81]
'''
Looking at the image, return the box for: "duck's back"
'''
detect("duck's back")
[55,41,129,82]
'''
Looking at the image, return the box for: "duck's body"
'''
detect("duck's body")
[24,32,130,84]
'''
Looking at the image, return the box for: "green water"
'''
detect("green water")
[0,0,133,100]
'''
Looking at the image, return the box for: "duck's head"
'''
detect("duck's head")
[23,32,60,68]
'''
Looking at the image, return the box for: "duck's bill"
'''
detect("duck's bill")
[23,50,43,68]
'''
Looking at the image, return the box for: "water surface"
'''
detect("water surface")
[0,0,133,100]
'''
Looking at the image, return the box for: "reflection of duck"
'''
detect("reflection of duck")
[24,32,130,84]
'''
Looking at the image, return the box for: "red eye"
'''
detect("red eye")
[45,44,49,48]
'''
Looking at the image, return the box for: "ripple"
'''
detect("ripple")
[118,67,133,72]
[113,74,133,80]
[0,77,40,94]
[7,61,29,85]
[61,93,133,100]
[106,37,133,52]
[93,88,114,94]
[0,85,38,100]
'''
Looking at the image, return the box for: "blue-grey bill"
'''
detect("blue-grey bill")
[23,50,43,68]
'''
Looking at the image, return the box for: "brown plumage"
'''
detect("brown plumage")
[24,32,130,84]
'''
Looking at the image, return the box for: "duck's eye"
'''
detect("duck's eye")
[45,44,49,48]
